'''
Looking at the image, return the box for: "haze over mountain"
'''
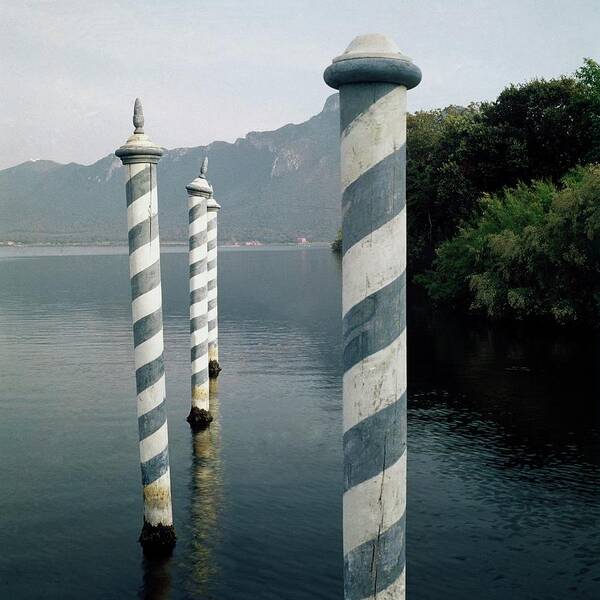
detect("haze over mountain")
[0,95,341,244]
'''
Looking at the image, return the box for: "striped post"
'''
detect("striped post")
[186,157,213,430]
[324,35,421,599]
[206,192,221,378]
[115,98,176,555]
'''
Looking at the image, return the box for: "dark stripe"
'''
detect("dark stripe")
[207,279,216,291]
[343,395,406,490]
[207,299,217,311]
[191,342,208,361]
[340,83,397,132]
[207,219,217,232]
[141,447,169,486]
[138,399,167,440]
[131,260,161,301]
[133,308,162,347]
[189,231,207,250]
[344,514,406,600]
[190,259,206,277]
[207,259,217,272]
[190,315,207,333]
[208,340,217,350]
[208,319,217,332]
[135,355,165,395]
[192,368,209,388]
[126,166,152,207]
[343,272,405,372]
[128,214,159,254]
[207,239,217,251]
[342,148,406,255]
[189,203,205,224]
[190,288,207,304]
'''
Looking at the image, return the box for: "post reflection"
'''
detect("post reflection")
[139,555,172,600]
[189,377,223,595]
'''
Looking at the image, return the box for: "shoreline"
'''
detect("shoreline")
[0,241,331,248]
[0,241,331,258]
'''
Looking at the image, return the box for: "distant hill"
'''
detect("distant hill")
[0,94,341,244]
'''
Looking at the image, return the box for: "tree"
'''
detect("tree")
[417,165,600,326]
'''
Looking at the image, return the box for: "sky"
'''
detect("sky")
[1,0,599,170]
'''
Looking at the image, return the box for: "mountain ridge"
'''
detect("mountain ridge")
[0,94,342,244]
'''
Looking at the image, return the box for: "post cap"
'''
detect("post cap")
[115,98,163,165]
[324,33,421,90]
[186,156,214,196]
[207,196,221,211]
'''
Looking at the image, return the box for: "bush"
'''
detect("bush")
[416,165,600,325]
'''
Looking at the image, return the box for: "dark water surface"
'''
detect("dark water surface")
[0,247,598,599]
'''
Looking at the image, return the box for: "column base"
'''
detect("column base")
[186,407,213,431]
[209,359,222,379]
[139,521,176,557]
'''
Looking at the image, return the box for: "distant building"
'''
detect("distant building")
[296,237,309,245]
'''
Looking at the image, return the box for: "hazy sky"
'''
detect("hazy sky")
[1,0,599,170]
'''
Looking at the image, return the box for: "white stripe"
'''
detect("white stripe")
[190,300,208,319]
[342,208,406,317]
[343,450,406,555]
[139,421,169,463]
[192,392,210,411]
[191,329,207,347]
[190,273,206,291]
[343,330,406,434]
[132,285,162,324]
[129,239,161,277]
[134,330,164,368]
[341,86,407,192]
[189,246,207,265]
[191,355,209,374]
[137,374,166,417]
[143,470,173,527]
[127,190,155,230]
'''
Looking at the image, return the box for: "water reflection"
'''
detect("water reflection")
[1,249,598,599]
[139,556,172,600]
[188,379,223,597]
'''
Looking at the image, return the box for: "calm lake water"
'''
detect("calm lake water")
[0,246,598,599]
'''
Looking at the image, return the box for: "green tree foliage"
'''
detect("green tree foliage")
[416,165,600,325]
[406,59,600,276]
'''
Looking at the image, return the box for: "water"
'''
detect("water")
[0,246,598,599]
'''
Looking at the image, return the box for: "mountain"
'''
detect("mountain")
[0,94,341,244]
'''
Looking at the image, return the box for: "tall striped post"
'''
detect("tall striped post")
[115,98,176,555]
[324,35,421,599]
[206,191,221,378]
[186,157,213,430]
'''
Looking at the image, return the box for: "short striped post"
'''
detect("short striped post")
[206,190,221,378]
[115,98,176,555]
[186,157,213,430]
[324,35,421,599]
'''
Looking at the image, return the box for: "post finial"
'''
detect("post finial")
[133,98,144,134]
[200,156,208,178]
